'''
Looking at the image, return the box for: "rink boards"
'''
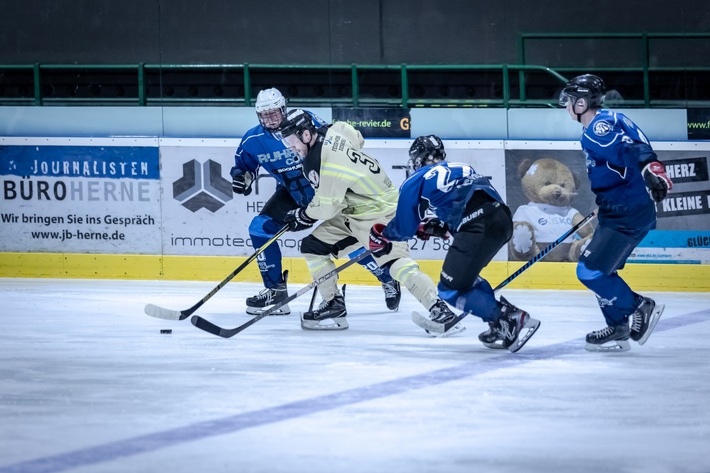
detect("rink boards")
[1,137,709,291]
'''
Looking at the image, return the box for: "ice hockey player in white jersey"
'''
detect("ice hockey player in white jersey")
[276,109,463,334]
[231,88,401,316]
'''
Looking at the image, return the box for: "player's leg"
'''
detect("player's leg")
[299,219,355,330]
[577,220,656,351]
[334,213,401,311]
[437,198,539,351]
[245,187,298,315]
[347,216,462,336]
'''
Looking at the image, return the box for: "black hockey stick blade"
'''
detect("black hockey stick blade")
[144,225,289,321]
[190,250,374,338]
[417,211,598,334]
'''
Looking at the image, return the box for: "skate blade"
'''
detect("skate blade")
[425,324,466,338]
[584,339,631,352]
[637,303,664,346]
[508,317,541,353]
[245,304,291,316]
[411,311,465,336]
[300,316,349,331]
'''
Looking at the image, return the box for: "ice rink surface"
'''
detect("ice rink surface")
[1,277,709,473]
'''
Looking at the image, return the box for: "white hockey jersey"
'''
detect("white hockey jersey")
[303,127,398,223]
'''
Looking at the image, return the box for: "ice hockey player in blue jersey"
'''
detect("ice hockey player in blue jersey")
[559,74,673,352]
[230,88,401,315]
[368,135,541,353]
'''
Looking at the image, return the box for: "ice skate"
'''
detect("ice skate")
[301,288,348,331]
[630,296,664,345]
[478,297,540,353]
[382,279,401,311]
[246,270,290,315]
[585,323,631,352]
[423,299,466,338]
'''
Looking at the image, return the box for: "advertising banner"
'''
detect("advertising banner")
[0,138,161,254]
[158,140,311,257]
[687,108,710,140]
[644,150,710,264]
[5,137,706,265]
[505,143,710,264]
[159,139,506,260]
[332,108,411,138]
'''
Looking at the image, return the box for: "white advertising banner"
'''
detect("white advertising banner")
[158,138,507,259]
[8,137,703,264]
[0,137,161,254]
[158,139,300,257]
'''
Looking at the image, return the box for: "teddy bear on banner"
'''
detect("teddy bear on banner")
[509,157,594,262]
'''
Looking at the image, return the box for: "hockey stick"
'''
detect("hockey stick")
[144,225,290,320]
[306,285,318,312]
[412,210,597,334]
[493,209,597,291]
[190,250,373,338]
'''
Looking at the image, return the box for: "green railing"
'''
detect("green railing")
[518,32,710,107]
[0,63,569,108]
[3,32,708,108]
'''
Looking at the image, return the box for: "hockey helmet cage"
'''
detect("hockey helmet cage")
[408,135,446,173]
[273,109,315,141]
[255,88,287,129]
[558,74,606,109]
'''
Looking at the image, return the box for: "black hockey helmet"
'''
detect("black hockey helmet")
[273,108,315,142]
[558,74,606,110]
[408,135,446,174]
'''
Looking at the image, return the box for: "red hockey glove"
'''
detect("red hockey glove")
[369,223,393,256]
[642,161,672,202]
[416,218,451,241]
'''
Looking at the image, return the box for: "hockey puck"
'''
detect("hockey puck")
[160,329,172,334]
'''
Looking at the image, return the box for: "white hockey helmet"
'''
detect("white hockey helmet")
[255,88,287,130]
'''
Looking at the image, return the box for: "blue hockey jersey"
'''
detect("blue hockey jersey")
[581,109,657,209]
[231,111,327,208]
[383,162,504,241]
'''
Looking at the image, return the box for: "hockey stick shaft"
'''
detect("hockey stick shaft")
[493,210,596,292]
[144,225,290,320]
[190,250,374,338]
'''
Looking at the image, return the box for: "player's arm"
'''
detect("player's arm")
[231,140,260,195]
[619,138,673,202]
[382,174,426,242]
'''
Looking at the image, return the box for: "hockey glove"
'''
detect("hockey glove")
[369,223,393,256]
[416,218,451,241]
[232,170,254,196]
[641,161,672,202]
[284,208,317,232]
